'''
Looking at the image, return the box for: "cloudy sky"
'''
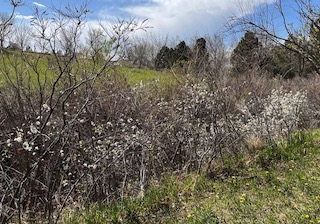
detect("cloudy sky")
[0,0,280,39]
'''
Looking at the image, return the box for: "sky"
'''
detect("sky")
[1,0,278,40]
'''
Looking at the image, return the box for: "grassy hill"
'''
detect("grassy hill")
[62,130,320,223]
[116,67,178,86]
[0,50,178,93]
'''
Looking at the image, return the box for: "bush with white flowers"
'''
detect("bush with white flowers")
[238,87,308,142]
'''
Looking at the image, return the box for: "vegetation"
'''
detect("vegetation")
[64,130,320,223]
[154,46,176,69]
[115,66,178,86]
[1,0,320,223]
[230,31,262,73]
[154,41,192,70]
[154,38,208,73]
[232,0,320,76]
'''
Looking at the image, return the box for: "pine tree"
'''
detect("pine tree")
[174,41,191,62]
[231,31,262,73]
[192,37,209,73]
[154,46,175,69]
[308,18,320,72]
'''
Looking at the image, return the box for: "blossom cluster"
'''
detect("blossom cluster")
[237,87,308,141]
[0,76,314,221]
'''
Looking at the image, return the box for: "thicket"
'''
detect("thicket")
[1,0,320,223]
[1,58,319,223]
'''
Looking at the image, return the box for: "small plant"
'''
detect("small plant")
[257,130,315,166]
[186,206,219,224]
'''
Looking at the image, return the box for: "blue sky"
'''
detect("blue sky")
[3,0,318,43]
[1,0,281,39]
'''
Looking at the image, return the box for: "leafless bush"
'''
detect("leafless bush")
[0,65,248,222]
[0,1,147,223]
[0,2,318,224]
[146,82,241,172]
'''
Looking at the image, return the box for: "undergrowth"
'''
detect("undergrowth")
[62,130,320,223]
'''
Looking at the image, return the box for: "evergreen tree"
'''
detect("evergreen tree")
[231,31,262,73]
[174,41,191,62]
[268,39,313,78]
[257,34,314,78]
[192,37,209,73]
[154,41,193,70]
[308,18,320,71]
[154,46,175,69]
[264,45,298,78]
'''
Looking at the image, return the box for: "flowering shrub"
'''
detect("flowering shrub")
[0,68,315,223]
[237,87,308,142]
[0,76,244,221]
[146,82,242,172]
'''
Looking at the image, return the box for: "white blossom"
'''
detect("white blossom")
[42,103,51,112]
[30,124,39,134]
[14,131,23,143]
[23,141,32,151]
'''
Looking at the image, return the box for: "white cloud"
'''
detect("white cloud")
[32,1,46,8]
[120,0,275,38]
[15,14,34,20]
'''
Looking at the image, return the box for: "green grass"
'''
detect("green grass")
[106,66,182,98]
[116,66,179,86]
[0,50,178,90]
[62,130,320,223]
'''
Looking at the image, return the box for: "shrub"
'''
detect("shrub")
[0,46,315,224]
[237,87,308,143]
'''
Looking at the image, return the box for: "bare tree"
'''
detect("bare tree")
[12,23,32,50]
[0,1,148,223]
[230,0,320,74]
[206,33,229,77]
[123,32,170,68]
[125,37,152,68]
[0,0,24,49]
[85,28,106,63]
[0,12,13,47]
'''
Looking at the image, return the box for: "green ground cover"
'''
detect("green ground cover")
[62,130,320,223]
[0,51,177,89]
[116,66,179,86]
